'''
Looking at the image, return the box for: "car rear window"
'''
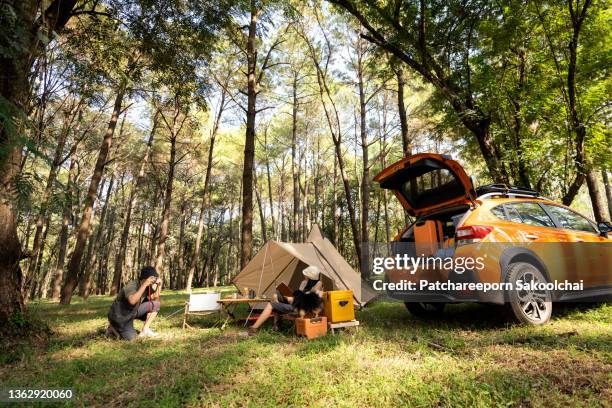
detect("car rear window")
[491,202,555,227]
[379,158,471,211]
[399,168,465,209]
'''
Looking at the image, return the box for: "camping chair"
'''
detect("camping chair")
[182,292,221,329]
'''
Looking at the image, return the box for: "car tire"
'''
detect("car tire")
[505,262,552,325]
[404,302,446,317]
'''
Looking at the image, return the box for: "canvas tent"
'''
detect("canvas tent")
[233,225,376,306]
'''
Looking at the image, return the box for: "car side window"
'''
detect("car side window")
[504,205,523,223]
[506,202,555,227]
[543,204,597,233]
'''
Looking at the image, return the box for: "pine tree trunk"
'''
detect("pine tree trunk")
[176,201,187,289]
[80,175,115,299]
[227,202,235,279]
[0,0,79,323]
[38,234,57,299]
[29,216,50,300]
[279,166,287,241]
[255,171,267,242]
[586,169,606,223]
[561,2,592,205]
[332,155,339,245]
[146,191,159,266]
[186,94,223,290]
[303,148,311,239]
[265,139,276,238]
[602,170,612,221]
[110,112,158,295]
[358,51,369,275]
[24,112,71,292]
[396,67,411,157]
[154,134,178,280]
[291,73,300,241]
[240,0,258,270]
[98,206,116,294]
[303,24,362,268]
[51,144,78,300]
[313,138,321,227]
[313,64,362,269]
[60,86,125,304]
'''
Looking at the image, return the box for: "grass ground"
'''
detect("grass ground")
[1,288,610,407]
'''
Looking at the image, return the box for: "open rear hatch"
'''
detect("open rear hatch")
[374,153,476,217]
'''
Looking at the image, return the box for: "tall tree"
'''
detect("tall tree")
[24,98,83,294]
[61,83,127,304]
[110,110,159,295]
[394,65,411,157]
[185,86,228,291]
[329,0,509,182]
[0,0,81,322]
[59,0,229,303]
[228,1,285,269]
[347,23,386,273]
[51,142,79,300]
[534,0,609,209]
[154,95,190,280]
[603,170,612,221]
[298,11,363,271]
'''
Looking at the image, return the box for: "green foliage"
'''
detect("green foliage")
[11,172,37,208]
[330,0,611,198]
[0,95,21,162]
[0,2,29,60]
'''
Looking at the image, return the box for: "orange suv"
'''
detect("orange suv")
[374,153,611,325]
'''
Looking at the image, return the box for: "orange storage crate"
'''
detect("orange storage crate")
[296,316,327,339]
[323,290,355,323]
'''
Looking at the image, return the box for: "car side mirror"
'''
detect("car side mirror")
[597,222,611,237]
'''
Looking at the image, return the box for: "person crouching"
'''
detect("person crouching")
[107,266,162,340]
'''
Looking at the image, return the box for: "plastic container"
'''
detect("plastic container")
[296,316,328,339]
[323,290,355,323]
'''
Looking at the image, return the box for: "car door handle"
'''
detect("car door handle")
[575,238,584,242]
[524,234,539,240]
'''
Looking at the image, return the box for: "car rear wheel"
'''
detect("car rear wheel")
[404,302,446,317]
[505,262,552,325]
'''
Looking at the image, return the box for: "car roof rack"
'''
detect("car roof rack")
[475,184,550,200]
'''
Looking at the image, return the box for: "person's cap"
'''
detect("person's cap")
[302,266,321,280]
[139,266,158,280]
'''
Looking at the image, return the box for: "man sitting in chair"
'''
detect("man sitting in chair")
[247,266,323,336]
[107,266,162,340]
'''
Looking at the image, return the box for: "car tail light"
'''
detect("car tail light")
[456,225,493,244]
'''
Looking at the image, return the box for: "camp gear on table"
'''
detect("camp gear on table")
[233,225,375,307]
[296,316,328,339]
[182,292,222,329]
[323,290,355,323]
